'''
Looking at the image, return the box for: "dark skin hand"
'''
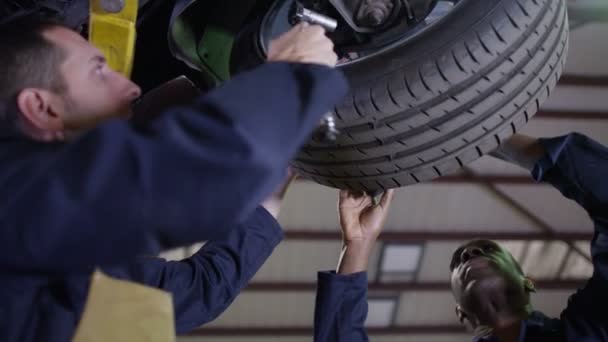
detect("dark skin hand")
[337,189,395,275]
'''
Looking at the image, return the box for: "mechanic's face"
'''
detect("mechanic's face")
[44,26,141,133]
[449,240,531,329]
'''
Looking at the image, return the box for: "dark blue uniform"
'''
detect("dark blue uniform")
[0,62,348,341]
[314,133,608,342]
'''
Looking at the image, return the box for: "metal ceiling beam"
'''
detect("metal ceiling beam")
[559,75,608,87]
[283,230,591,241]
[244,279,586,292]
[188,325,467,336]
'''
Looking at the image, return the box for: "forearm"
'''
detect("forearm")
[104,207,283,332]
[490,134,546,172]
[337,239,376,275]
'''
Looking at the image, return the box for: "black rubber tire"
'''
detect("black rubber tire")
[292,0,569,192]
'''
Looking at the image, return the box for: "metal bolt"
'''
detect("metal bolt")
[314,112,340,143]
[356,0,394,27]
[100,0,125,13]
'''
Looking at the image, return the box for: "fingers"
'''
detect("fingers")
[308,24,327,38]
[339,189,366,201]
[339,189,350,202]
[286,167,299,183]
[379,189,395,209]
[271,168,299,200]
[266,23,337,67]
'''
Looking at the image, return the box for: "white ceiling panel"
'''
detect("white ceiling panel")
[367,298,399,327]
[381,244,424,273]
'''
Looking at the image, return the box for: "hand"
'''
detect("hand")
[490,134,545,172]
[267,23,338,67]
[336,190,394,274]
[339,190,395,243]
[261,169,298,219]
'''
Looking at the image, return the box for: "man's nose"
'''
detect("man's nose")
[127,83,142,101]
[461,246,484,263]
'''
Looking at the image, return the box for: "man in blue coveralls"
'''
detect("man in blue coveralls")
[0,13,348,342]
[314,132,608,342]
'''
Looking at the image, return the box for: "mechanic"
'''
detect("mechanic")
[0,12,346,341]
[0,13,345,270]
[313,132,608,342]
[315,189,394,342]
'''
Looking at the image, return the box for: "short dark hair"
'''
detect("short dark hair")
[0,12,67,121]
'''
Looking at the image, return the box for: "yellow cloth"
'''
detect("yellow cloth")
[72,270,175,342]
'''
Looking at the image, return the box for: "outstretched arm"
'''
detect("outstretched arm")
[492,133,608,338]
[103,173,297,332]
[314,190,394,342]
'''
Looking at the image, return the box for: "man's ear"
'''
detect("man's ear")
[524,277,536,293]
[16,88,64,140]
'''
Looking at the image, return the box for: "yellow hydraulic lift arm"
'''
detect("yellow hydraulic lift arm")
[88,0,139,77]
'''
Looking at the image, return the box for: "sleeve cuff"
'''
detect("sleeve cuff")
[317,270,368,287]
[531,133,577,182]
[249,206,285,247]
